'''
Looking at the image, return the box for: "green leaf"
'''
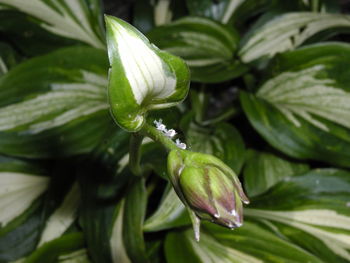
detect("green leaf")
[240,43,350,167]
[105,15,190,132]
[25,232,85,263]
[239,12,350,63]
[0,46,112,158]
[246,168,350,262]
[165,221,322,263]
[185,122,245,174]
[79,128,131,263]
[57,249,91,263]
[133,0,188,33]
[0,0,105,48]
[144,185,189,232]
[109,202,132,263]
[37,182,80,247]
[186,0,246,23]
[0,10,77,57]
[0,42,18,76]
[243,150,309,197]
[0,171,49,227]
[123,178,149,263]
[148,16,247,83]
[0,156,49,262]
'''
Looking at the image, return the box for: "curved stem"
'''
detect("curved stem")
[129,133,144,176]
[140,122,179,152]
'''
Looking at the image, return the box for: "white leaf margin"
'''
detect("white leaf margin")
[0,172,49,227]
[257,65,350,132]
[0,0,104,49]
[239,12,350,63]
[245,208,350,261]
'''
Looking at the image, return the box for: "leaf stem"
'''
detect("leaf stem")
[129,133,144,176]
[140,122,179,152]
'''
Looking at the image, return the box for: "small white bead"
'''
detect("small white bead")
[165,129,176,138]
[176,139,187,149]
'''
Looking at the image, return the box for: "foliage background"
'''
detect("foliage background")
[0,0,350,263]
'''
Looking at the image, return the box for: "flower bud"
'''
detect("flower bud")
[105,15,190,132]
[167,149,249,231]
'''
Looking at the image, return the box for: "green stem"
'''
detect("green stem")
[129,133,144,176]
[141,122,179,152]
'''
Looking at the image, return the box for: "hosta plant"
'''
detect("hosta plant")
[0,0,350,263]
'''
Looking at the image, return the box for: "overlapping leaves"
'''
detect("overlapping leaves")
[241,42,350,167]
[239,12,350,63]
[0,0,105,49]
[0,46,112,158]
[148,16,246,83]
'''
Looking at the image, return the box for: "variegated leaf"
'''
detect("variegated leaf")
[0,156,50,262]
[0,42,17,76]
[241,43,350,167]
[37,182,80,247]
[165,221,322,263]
[257,65,350,131]
[0,0,105,49]
[79,128,132,263]
[148,16,246,83]
[244,150,309,197]
[186,0,246,23]
[105,15,190,131]
[144,185,188,232]
[0,46,112,158]
[58,249,91,263]
[239,12,350,63]
[0,172,49,227]
[246,168,350,262]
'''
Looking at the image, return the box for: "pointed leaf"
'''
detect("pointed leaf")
[241,43,350,167]
[239,12,350,63]
[0,46,112,158]
[246,168,350,262]
[0,0,105,48]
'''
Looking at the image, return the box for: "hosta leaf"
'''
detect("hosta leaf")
[239,12,350,63]
[148,16,247,83]
[0,42,18,76]
[110,202,132,263]
[123,178,148,263]
[144,185,189,232]
[186,0,246,23]
[105,15,190,132]
[0,10,77,57]
[24,232,85,263]
[246,168,350,262]
[244,150,309,197]
[57,249,91,263]
[0,172,49,227]
[0,46,112,158]
[0,157,49,262]
[241,43,350,167]
[133,0,187,33]
[0,0,105,49]
[37,182,80,247]
[165,221,322,263]
[79,128,131,263]
[184,122,245,174]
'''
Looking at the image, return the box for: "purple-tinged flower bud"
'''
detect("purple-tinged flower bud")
[167,149,249,235]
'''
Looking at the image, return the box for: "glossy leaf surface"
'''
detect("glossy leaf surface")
[148,16,246,83]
